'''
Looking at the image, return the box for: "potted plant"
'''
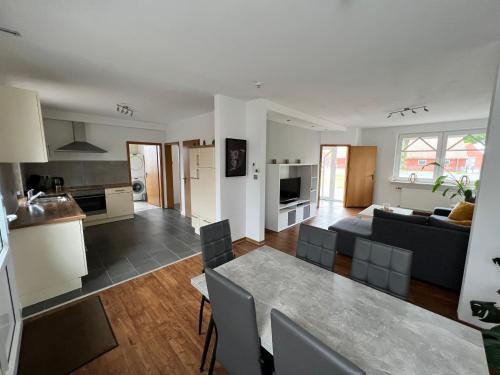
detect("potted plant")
[423,162,479,202]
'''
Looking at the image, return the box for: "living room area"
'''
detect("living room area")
[263,108,489,320]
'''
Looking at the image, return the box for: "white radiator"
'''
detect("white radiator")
[399,186,458,211]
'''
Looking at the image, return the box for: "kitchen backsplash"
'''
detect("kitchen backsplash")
[0,163,23,214]
[21,161,130,187]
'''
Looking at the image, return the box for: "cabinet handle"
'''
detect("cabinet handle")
[196,154,199,166]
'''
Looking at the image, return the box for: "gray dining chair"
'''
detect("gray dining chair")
[198,219,234,334]
[198,219,235,370]
[351,238,413,300]
[271,309,365,375]
[205,268,271,375]
[296,224,337,271]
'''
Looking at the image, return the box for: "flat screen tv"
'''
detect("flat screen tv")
[280,177,301,204]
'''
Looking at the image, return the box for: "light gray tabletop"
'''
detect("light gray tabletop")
[191,246,488,375]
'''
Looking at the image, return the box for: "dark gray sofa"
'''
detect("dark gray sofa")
[329,208,470,291]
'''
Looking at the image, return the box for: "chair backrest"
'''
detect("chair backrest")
[205,268,263,375]
[351,238,413,299]
[271,309,365,375]
[200,219,234,270]
[296,224,337,271]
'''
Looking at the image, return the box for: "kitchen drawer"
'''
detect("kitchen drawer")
[105,186,132,195]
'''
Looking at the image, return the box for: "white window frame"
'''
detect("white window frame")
[393,128,487,184]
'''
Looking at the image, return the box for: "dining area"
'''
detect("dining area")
[191,220,488,375]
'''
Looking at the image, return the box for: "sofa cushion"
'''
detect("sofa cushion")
[448,201,475,221]
[429,215,471,233]
[373,209,428,225]
[328,217,372,257]
[328,217,372,237]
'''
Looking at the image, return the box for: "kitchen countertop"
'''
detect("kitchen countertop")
[9,195,86,230]
[63,182,131,191]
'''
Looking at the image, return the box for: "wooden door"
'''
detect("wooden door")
[344,146,377,208]
[164,144,174,209]
[182,139,200,217]
[144,145,161,207]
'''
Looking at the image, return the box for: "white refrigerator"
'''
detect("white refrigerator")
[0,194,22,375]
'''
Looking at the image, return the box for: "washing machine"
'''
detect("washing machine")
[132,177,146,201]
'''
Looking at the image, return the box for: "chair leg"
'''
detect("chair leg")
[199,315,214,371]
[198,295,206,335]
[208,326,218,375]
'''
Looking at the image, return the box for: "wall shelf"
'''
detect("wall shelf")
[266,163,319,232]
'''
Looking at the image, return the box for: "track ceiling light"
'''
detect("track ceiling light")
[387,105,430,119]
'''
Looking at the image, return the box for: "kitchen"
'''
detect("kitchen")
[0,86,202,374]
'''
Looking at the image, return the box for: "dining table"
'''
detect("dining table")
[191,246,488,375]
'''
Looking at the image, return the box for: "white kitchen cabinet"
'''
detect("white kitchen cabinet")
[189,146,216,234]
[9,220,87,307]
[189,148,199,178]
[0,86,48,162]
[105,187,134,218]
[198,147,215,168]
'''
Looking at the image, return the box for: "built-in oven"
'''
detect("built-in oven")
[0,194,22,375]
[72,189,107,216]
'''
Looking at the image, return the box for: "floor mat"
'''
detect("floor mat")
[18,295,117,375]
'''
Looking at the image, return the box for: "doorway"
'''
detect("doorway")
[319,145,349,206]
[127,141,164,213]
[182,139,200,217]
[164,142,182,211]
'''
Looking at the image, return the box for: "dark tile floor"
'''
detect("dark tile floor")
[22,208,200,317]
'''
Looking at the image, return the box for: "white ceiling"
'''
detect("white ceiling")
[1,1,500,128]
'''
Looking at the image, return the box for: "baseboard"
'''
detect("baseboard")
[232,237,266,246]
[232,238,246,245]
[83,214,134,227]
[245,237,266,246]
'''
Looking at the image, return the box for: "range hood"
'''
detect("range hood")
[56,122,107,153]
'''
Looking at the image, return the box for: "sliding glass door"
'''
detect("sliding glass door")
[320,146,348,203]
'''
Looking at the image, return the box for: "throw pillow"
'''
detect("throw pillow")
[448,201,475,221]
[450,219,472,227]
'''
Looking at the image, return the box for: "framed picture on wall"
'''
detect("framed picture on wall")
[225,138,247,177]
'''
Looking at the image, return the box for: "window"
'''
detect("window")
[395,134,439,181]
[394,130,486,184]
[443,133,485,183]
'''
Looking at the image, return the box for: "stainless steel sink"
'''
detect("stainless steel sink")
[34,193,70,203]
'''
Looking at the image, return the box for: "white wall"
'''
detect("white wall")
[245,100,268,242]
[44,118,166,161]
[164,111,215,215]
[360,118,488,210]
[214,95,247,240]
[266,121,321,164]
[458,66,500,327]
[321,128,361,145]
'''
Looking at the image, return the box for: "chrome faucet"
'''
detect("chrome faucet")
[26,189,45,205]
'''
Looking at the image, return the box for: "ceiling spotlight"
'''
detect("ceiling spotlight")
[401,112,405,117]
[424,107,429,112]
[387,114,392,119]
[254,81,263,89]
[0,27,21,37]
[116,103,134,117]
[412,109,417,114]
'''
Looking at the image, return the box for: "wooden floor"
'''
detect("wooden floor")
[65,201,459,374]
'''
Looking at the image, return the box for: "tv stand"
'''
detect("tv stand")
[266,163,318,232]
